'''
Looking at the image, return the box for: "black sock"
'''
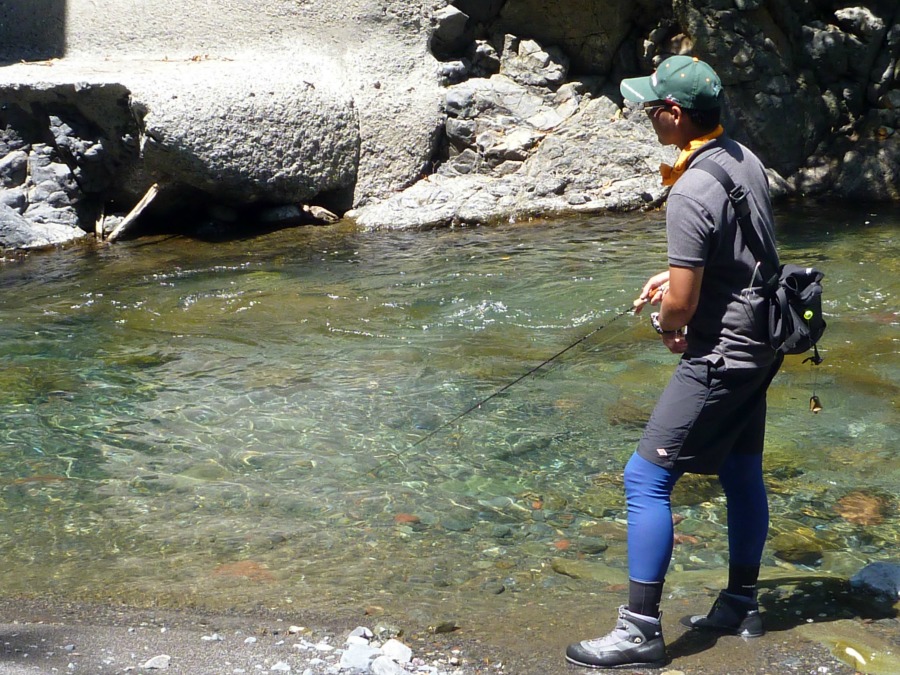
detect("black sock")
[628,579,663,618]
[726,564,760,599]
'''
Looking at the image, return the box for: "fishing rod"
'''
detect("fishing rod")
[409,302,640,449]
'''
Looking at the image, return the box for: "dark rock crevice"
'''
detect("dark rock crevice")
[420,0,899,213]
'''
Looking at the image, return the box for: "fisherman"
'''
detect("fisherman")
[565,55,784,669]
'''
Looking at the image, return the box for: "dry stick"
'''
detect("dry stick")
[107,183,159,243]
[94,203,105,240]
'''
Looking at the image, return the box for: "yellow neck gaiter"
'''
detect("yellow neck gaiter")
[659,125,725,186]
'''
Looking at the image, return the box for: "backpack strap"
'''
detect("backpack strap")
[692,159,780,290]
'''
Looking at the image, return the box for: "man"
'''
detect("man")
[565,55,784,669]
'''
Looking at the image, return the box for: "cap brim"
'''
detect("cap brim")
[619,76,656,103]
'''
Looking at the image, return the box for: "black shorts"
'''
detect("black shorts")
[636,354,782,475]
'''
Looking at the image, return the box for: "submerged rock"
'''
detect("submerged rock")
[771,530,827,565]
[835,491,890,525]
[798,619,900,675]
[851,561,900,603]
[550,557,627,584]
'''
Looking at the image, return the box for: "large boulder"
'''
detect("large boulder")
[128,58,359,205]
[0,49,444,247]
[353,91,672,229]
[0,0,446,249]
[341,44,445,207]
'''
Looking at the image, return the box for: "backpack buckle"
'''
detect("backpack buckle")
[729,185,746,203]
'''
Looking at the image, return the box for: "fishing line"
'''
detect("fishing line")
[408,303,637,450]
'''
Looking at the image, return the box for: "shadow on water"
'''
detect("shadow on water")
[0,0,66,63]
[759,576,898,631]
[668,575,898,660]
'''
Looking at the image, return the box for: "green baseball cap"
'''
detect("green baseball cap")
[620,55,722,110]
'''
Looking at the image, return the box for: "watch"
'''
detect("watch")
[650,312,675,335]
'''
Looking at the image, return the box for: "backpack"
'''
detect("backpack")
[693,159,826,363]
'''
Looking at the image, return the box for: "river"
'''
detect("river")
[0,204,896,646]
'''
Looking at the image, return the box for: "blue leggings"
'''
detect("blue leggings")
[624,452,769,583]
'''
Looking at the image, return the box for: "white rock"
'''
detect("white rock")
[381,639,413,664]
[141,654,171,669]
[339,643,381,670]
[372,655,407,675]
[347,626,374,640]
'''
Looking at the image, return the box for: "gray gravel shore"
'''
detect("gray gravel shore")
[0,596,883,675]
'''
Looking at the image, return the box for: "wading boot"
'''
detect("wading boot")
[565,606,667,669]
[681,590,764,638]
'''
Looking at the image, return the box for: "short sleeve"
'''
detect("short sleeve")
[666,191,714,268]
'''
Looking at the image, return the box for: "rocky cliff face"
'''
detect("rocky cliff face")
[0,0,897,248]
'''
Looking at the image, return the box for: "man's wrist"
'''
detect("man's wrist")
[650,312,677,336]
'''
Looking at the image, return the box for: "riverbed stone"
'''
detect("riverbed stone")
[771,531,827,565]
[0,150,28,187]
[441,515,474,532]
[550,557,627,585]
[354,90,671,230]
[573,536,609,555]
[850,562,900,603]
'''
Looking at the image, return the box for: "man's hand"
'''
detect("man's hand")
[633,271,670,314]
[662,330,687,354]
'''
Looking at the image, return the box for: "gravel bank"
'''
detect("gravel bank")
[0,596,882,675]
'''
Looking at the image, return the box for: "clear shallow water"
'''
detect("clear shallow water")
[0,206,896,621]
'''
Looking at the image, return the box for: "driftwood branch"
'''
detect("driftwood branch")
[94,203,105,239]
[106,183,159,243]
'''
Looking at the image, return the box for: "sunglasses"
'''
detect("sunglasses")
[643,102,672,116]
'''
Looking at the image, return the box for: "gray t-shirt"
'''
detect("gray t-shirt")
[666,136,778,368]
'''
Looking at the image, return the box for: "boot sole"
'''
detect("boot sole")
[565,654,668,669]
[679,615,764,638]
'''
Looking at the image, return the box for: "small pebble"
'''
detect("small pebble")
[142,654,171,670]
